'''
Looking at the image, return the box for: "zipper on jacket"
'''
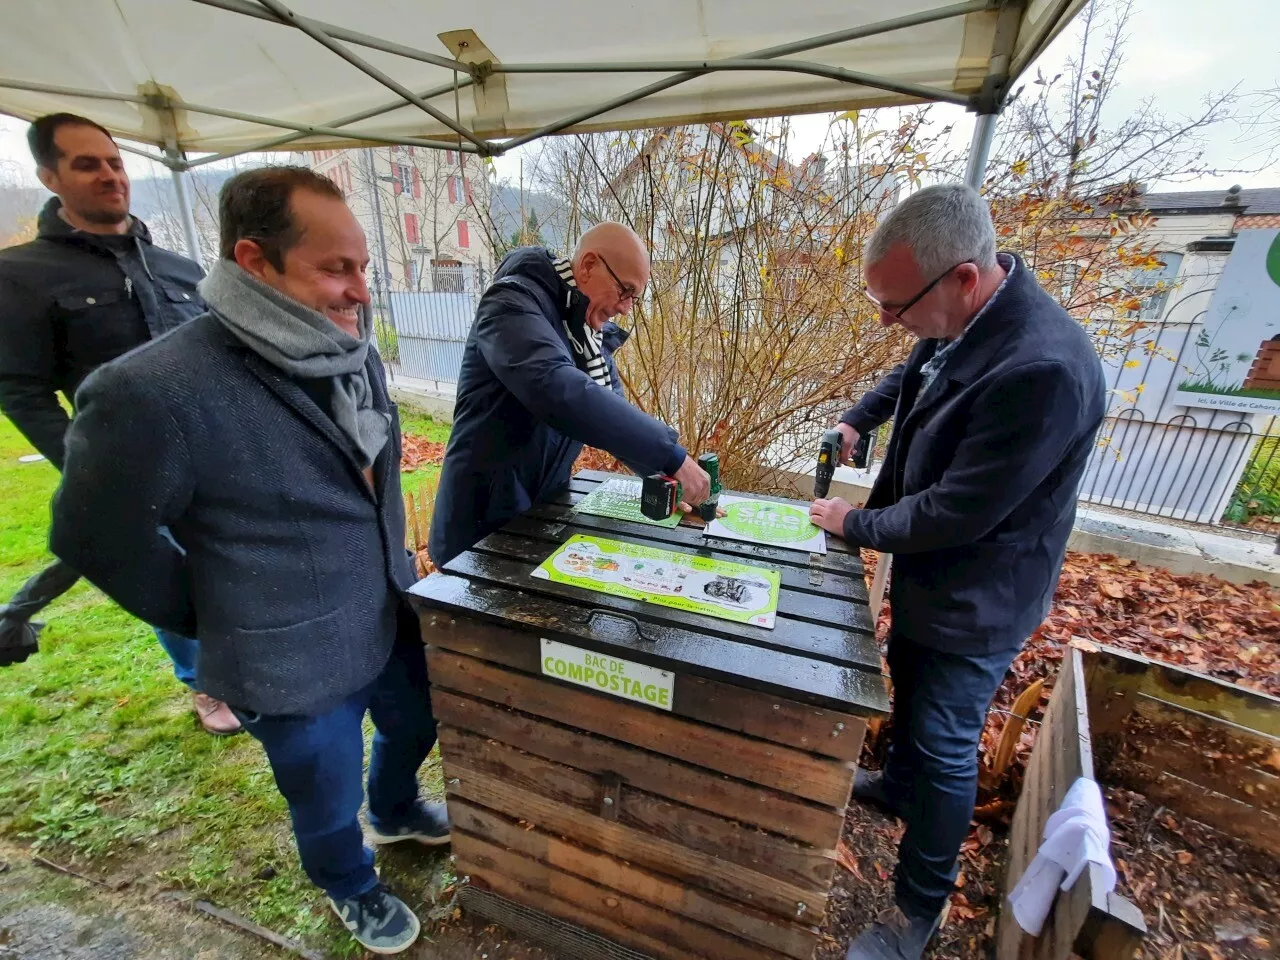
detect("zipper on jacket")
[125,276,133,299]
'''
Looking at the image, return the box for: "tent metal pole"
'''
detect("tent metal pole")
[964,112,998,188]
[250,0,489,151]
[363,149,397,335]
[503,0,987,149]
[493,0,988,76]
[167,150,204,267]
[183,79,479,169]
[116,142,172,165]
[0,77,146,103]
[164,98,477,151]
[191,0,470,73]
[497,59,969,106]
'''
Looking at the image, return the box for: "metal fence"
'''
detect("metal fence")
[377,264,485,385]
[1076,304,1280,536]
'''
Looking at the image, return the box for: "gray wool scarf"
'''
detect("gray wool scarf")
[199,259,390,468]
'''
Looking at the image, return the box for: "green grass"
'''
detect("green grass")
[399,411,449,494]
[1177,378,1280,401]
[0,413,453,955]
[1225,433,1280,523]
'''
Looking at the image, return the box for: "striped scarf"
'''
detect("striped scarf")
[554,257,612,389]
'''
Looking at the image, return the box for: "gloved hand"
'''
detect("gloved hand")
[0,616,41,666]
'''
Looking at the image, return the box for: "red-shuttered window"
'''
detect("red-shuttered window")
[412,167,421,198]
[404,213,419,244]
[457,220,470,249]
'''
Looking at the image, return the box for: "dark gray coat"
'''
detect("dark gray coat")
[50,313,415,715]
[841,255,1105,654]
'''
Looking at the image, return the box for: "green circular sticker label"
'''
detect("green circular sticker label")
[719,501,816,543]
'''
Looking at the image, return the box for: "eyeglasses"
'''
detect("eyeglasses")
[597,253,642,304]
[862,260,974,320]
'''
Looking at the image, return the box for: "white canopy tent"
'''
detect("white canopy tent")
[1,0,1083,166]
[0,0,1086,613]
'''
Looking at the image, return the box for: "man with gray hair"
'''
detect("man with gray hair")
[431,222,709,567]
[809,183,1104,960]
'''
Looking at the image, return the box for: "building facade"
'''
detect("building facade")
[1076,186,1280,529]
[308,146,494,294]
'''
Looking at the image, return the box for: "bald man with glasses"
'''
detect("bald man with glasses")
[430,222,709,568]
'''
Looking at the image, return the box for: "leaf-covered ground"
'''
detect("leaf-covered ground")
[838,550,1280,958]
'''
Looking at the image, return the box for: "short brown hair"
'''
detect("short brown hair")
[218,166,345,270]
[28,113,116,171]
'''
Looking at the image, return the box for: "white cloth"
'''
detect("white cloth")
[1008,776,1117,936]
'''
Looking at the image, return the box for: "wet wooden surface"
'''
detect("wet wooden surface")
[410,470,886,715]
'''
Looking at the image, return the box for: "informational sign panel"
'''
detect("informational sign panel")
[705,494,827,554]
[539,638,674,710]
[1174,229,1280,414]
[532,534,780,628]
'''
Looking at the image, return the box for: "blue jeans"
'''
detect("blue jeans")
[233,632,438,900]
[881,632,1017,920]
[154,628,199,689]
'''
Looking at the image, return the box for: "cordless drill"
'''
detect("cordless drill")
[814,429,873,499]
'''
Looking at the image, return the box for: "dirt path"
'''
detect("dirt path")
[0,840,552,960]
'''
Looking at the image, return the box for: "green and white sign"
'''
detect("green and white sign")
[574,476,682,528]
[705,494,827,554]
[540,638,674,710]
[531,534,780,628]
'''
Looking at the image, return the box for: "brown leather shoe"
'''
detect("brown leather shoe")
[193,692,243,736]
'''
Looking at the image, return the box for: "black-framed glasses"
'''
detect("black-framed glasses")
[862,259,974,320]
[597,253,642,303]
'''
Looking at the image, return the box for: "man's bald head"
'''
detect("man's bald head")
[571,221,651,330]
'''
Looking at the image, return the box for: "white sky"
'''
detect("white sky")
[2,0,1276,193]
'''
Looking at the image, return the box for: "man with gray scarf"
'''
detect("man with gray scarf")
[51,167,441,955]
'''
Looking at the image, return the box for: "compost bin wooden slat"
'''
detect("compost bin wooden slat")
[440,734,829,919]
[996,647,1146,960]
[430,689,844,848]
[423,613,867,760]
[427,647,855,807]
[449,797,820,958]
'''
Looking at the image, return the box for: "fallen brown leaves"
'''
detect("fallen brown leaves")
[572,447,625,474]
[1037,553,1280,696]
[844,548,1279,958]
[400,434,447,471]
[976,551,1279,816]
[1107,787,1277,959]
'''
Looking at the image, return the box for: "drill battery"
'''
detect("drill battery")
[641,473,682,521]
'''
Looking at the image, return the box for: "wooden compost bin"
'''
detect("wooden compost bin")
[408,470,889,960]
[997,642,1280,960]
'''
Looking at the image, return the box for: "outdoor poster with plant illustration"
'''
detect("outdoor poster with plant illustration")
[1175,228,1280,414]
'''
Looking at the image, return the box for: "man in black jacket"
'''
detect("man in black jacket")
[430,223,710,567]
[51,166,444,956]
[808,185,1105,960]
[0,113,239,734]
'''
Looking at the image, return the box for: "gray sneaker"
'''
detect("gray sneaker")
[369,799,451,847]
[329,884,420,955]
[845,905,942,960]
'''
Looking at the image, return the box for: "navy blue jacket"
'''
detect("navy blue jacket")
[0,198,204,469]
[430,247,685,566]
[50,314,414,715]
[841,256,1105,654]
